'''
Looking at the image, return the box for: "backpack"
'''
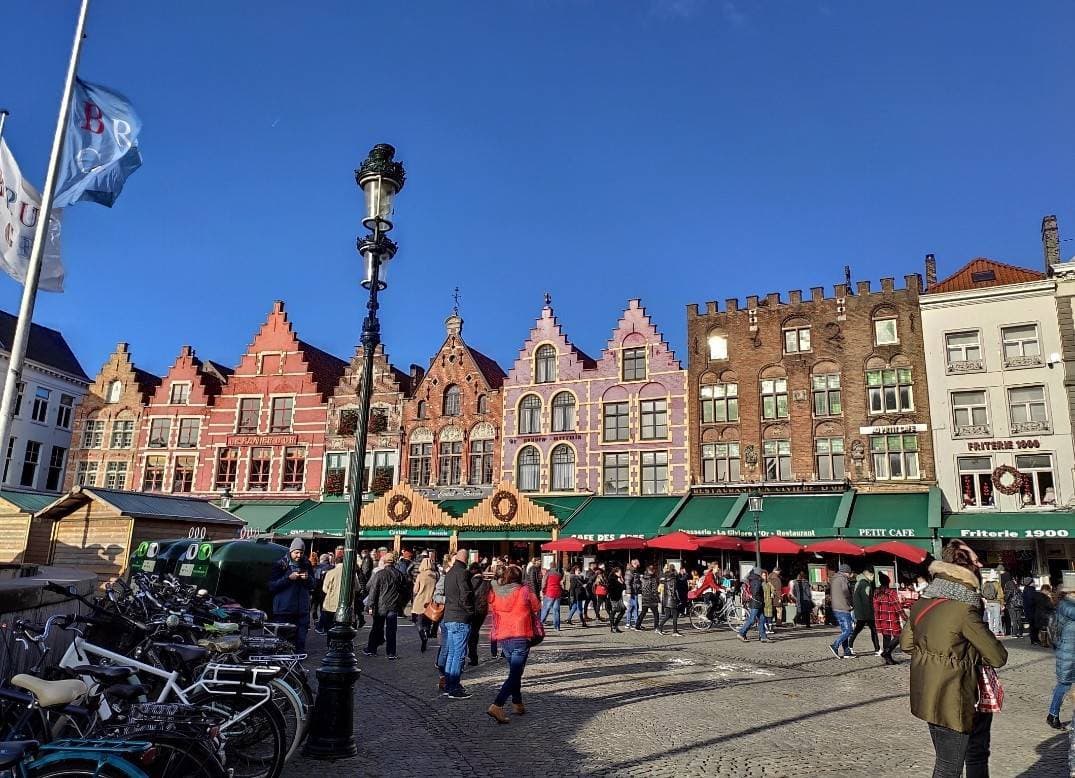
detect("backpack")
[1047,611,1062,649]
[982,580,998,600]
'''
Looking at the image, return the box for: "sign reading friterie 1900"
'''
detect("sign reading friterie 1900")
[967,439,1041,451]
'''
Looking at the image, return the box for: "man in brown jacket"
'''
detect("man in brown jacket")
[901,541,1007,778]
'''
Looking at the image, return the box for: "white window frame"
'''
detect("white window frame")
[1007,384,1049,433]
[1001,323,1042,368]
[957,455,994,509]
[701,442,740,484]
[1014,452,1057,507]
[945,330,983,371]
[870,434,920,481]
[951,389,990,436]
[783,326,811,354]
[874,318,899,346]
[763,439,791,481]
[169,382,191,405]
[56,394,74,430]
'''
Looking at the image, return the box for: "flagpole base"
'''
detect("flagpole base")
[302,621,360,760]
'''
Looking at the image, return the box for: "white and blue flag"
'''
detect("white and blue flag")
[53,78,142,208]
[0,140,64,292]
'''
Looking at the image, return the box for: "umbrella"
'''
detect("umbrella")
[802,539,866,556]
[596,536,648,551]
[864,541,929,565]
[644,531,701,551]
[540,537,592,553]
[696,535,743,551]
[740,536,805,555]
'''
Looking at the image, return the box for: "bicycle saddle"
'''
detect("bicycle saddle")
[69,665,131,683]
[153,642,210,664]
[10,675,88,708]
[205,621,239,634]
[102,683,148,702]
[0,740,38,769]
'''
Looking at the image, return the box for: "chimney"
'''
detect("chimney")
[409,364,425,387]
[1043,215,1060,269]
[925,254,937,289]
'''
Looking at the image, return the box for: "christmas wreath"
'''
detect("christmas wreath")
[491,490,518,523]
[387,494,413,523]
[991,465,1023,496]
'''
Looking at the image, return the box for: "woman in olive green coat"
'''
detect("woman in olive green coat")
[900,542,1007,778]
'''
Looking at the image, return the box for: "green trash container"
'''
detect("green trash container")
[128,538,188,577]
[174,539,289,612]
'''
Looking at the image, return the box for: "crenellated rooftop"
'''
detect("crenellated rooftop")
[687,274,922,319]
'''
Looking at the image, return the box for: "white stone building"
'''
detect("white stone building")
[0,310,89,491]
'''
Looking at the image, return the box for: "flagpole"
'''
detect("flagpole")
[0,0,90,481]
[0,111,9,142]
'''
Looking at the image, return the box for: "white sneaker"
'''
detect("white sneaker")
[875,649,884,657]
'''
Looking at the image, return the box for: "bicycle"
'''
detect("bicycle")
[689,592,747,631]
[0,738,154,778]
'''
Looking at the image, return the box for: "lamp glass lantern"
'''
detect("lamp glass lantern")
[359,173,398,232]
[361,246,388,291]
[748,493,764,514]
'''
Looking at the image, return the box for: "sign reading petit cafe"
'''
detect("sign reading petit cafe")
[967,439,1041,451]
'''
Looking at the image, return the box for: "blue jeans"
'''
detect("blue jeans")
[626,596,639,626]
[436,621,471,693]
[832,610,854,653]
[566,600,584,622]
[494,637,530,706]
[540,596,561,629]
[738,607,768,640]
[1050,681,1072,717]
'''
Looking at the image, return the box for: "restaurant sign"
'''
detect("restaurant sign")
[966,439,1041,451]
[227,434,298,446]
[859,424,928,435]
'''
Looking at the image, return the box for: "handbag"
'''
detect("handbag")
[530,609,545,646]
[423,601,445,623]
[977,665,1004,713]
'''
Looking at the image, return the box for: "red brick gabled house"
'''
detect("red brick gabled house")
[324,344,412,498]
[193,301,347,500]
[65,343,161,491]
[130,345,232,494]
[401,310,506,498]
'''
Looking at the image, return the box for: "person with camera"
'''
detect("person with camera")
[269,538,315,652]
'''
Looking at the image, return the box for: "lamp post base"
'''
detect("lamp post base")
[302,621,361,759]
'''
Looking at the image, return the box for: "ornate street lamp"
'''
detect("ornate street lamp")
[748,492,764,572]
[303,144,405,760]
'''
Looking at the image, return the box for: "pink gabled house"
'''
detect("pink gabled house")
[501,298,688,495]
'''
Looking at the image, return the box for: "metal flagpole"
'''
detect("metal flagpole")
[0,110,9,143]
[0,0,90,474]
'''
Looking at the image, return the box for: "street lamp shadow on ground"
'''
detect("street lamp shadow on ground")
[303,143,405,760]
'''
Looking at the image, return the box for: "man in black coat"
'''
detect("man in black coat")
[363,551,409,659]
[437,549,476,699]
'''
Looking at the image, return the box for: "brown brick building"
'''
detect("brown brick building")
[685,274,934,492]
[324,345,412,498]
[401,310,506,498]
[65,343,161,491]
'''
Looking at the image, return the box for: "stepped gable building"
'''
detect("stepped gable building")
[193,301,347,499]
[401,307,505,499]
[324,344,412,498]
[502,298,689,496]
[66,343,161,491]
[129,345,232,494]
[686,273,934,492]
[0,309,90,492]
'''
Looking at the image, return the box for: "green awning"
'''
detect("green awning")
[724,494,845,538]
[232,500,307,531]
[939,511,1075,539]
[435,499,480,518]
[841,492,933,539]
[457,530,552,542]
[662,495,740,535]
[361,528,453,539]
[558,497,680,541]
[268,501,347,535]
[841,536,935,550]
[528,495,591,525]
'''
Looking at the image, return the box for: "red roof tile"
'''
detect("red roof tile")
[464,345,507,389]
[927,258,1045,294]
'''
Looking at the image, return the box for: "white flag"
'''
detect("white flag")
[0,139,64,292]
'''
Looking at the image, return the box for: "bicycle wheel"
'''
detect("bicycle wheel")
[115,731,228,778]
[269,677,306,761]
[689,603,713,632]
[189,693,286,778]
[726,603,747,629]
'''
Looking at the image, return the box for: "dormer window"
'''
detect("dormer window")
[169,383,190,405]
[535,344,556,384]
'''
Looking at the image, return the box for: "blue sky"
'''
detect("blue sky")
[5,1,1074,379]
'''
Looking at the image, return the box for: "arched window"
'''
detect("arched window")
[477,394,489,414]
[443,385,461,417]
[551,392,576,432]
[551,445,575,491]
[105,380,123,404]
[519,394,542,434]
[707,331,728,361]
[416,400,427,419]
[534,344,556,384]
[517,446,540,492]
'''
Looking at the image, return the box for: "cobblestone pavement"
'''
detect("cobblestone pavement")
[284,613,1071,778]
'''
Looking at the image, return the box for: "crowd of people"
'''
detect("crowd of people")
[266,538,1075,774]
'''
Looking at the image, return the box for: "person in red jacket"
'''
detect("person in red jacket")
[486,564,541,724]
[873,572,904,665]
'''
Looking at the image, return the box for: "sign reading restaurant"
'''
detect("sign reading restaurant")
[226,434,299,446]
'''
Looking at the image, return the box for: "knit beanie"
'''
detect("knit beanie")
[289,537,305,553]
[838,563,852,574]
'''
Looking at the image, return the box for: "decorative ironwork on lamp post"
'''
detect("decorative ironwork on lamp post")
[303,143,405,759]
[748,491,764,572]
